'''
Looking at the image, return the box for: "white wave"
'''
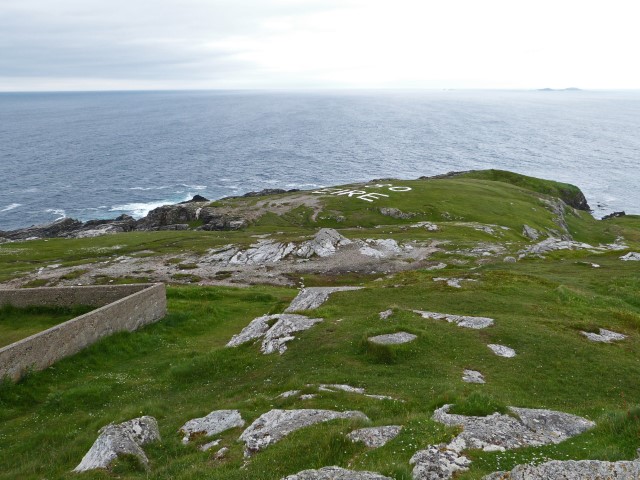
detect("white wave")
[0,203,21,213]
[45,208,66,219]
[129,186,171,191]
[180,184,207,190]
[110,194,193,219]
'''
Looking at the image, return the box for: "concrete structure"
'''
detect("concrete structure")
[0,284,166,381]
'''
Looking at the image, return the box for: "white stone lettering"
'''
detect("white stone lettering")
[357,192,390,202]
[388,186,412,192]
[334,190,367,197]
[312,184,411,202]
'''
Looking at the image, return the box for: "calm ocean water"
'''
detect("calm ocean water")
[1,90,639,231]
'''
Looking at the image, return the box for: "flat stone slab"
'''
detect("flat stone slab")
[179,409,244,444]
[317,384,395,401]
[483,459,640,479]
[240,409,369,455]
[581,328,627,343]
[226,314,322,354]
[74,416,160,472]
[348,425,402,448]
[462,370,485,384]
[368,331,417,345]
[488,344,516,357]
[414,310,494,329]
[411,444,472,480]
[620,252,640,261]
[433,404,595,452]
[285,286,363,312]
[283,466,392,479]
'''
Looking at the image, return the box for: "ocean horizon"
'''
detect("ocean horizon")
[2,89,639,231]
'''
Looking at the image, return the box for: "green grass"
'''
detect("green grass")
[0,171,639,478]
[0,304,95,348]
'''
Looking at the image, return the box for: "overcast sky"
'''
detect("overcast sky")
[1,0,639,91]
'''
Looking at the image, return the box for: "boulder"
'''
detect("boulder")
[411,444,472,479]
[283,466,392,479]
[240,409,369,455]
[462,370,485,384]
[620,252,640,261]
[74,416,160,472]
[487,344,516,357]
[179,409,244,444]
[347,425,402,447]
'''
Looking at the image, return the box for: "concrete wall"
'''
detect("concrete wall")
[0,283,166,381]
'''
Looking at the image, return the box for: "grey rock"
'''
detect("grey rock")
[487,344,516,357]
[620,252,640,261]
[462,370,485,384]
[581,328,626,343]
[295,228,353,258]
[425,262,448,270]
[522,225,541,241]
[348,425,402,447]
[379,309,393,320]
[283,466,392,479]
[411,444,472,479]
[503,256,517,263]
[213,446,229,460]
[74,416,160,472]
[317,384,395,401]
[226,314,275,347]
[240,409,369,455]
[482,459,640,479]
[368,331,417,345]
[414,310,494,329]
[199,439,221,451]
[433,277,477,288]
[357,238,407,258]
[179,409,244,444]
[300,394,317,400]
[278,390,301,399]
[433,404,595,452]
[285,286,363,312]
[230,240,296,265]
[410,221,439,231]
[379,207,414,219]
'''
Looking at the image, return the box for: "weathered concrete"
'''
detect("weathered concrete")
[483,459,640,479]
[74,416,160,472]
[283,466,392,479]
[240,409,369,455]
[348,425,402,447]
[0,284,166,381]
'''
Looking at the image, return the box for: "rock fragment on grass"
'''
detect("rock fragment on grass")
[482,459,640,479]
[379,309,393,320]
[179,409,244,444]
[74,416,160,472]
[283,466,392,479]
[411,444,472,479]
[368,331,417,345]
[462,370,485,384]
[414,310,494,329]
[620,252,640,261]
[581,328,626,343]
[240,409,369,456]
[433,277,477,288]
[487,344,516,357]
[285,286,363,312]
[347,425,402,448]
[199,439,220,451]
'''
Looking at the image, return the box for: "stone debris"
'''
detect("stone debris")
[425,262,448,270]
[482,459,640,479]
[347,425,402,448]
[283,466,392,479]
[285,286,363,312]
[433,277,477,288]
[487,344,516,357]
[462,370,485,384]
[226,314,322,355]
[520,237,628,257]
[522,225,541,241]
[581,328,627,343]
[278,390,301,399]
[379,207,414,219]
[179,409,245,444]
[379,309,393,320]
[295,228,354,258]
[74,416,161,472]
[240,409,369,455]
[368,331,417,345]
[411,444,472,479]
[199,439,221,451]
[300,394,317,400]
[414,310,494,329]
[433,404,595,452]
[503,256,517,263]
[358,238,405,258]
[410,221,439,231]
[620,252,640,261]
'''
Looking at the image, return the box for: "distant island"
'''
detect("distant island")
[537,87,582,91]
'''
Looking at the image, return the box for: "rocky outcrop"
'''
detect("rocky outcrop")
[411,444,472,479]
[602,211,626,220]
[347,425,402,447]
[74,416,160,472]
[620,252,640,261]
[285,286,363,312]
[379,207,414,219]
[483,459,640,479]
[283,466,392,480]
[179,409,244,444]
[368,332,417,345]
[488,344,516,357]
[413,310,494,329]
[226,314,323,354]
[522,225,541,241]
[240,409,369,455]
[581,328,626,343]
[462,370,485,384]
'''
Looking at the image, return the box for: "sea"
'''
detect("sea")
[1,89,639,231]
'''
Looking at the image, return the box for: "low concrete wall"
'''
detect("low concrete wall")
[0,284,166,381]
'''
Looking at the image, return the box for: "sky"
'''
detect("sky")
[1,0,639,92]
